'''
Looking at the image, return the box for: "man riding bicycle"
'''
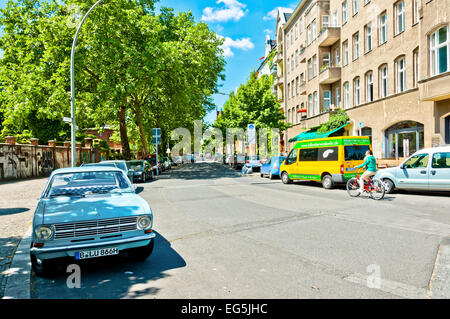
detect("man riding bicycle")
[355,150,377,194]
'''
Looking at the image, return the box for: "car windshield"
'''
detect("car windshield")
[45,171,134,198]
[247,156,260,161]
[128,161,145,171]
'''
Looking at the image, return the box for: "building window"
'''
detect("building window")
[344,82,350,109]
[287,32,290,49]
[354,77,361,106]
[287,83,291,99]
[335,48,341,66]
[295,23,298,39]
[336,87,341,108]
[395,1,405,35]
[323,52,331,68]
[324,91,331,111]
[353,32,359,60]
[413,0,419,24]
[291,54,294,71]
[308,59,312,80]
[308,94,313,116]
[313,91,319,115]
[322,15,329,29]
[413,48,419,87]
[296,77,299,95]
[312,19,317,40]
[292,80,295,97]
[332,10,339,27]
[366,71,374,102]
[342,1,348,24]
[379,12,387,44]
[313,54,318,77]
[307,24,312,45]
[365,23,372,52]
[430,26,449,76]
[380,65,388,98]
[343,41,349,66]
[287,58,290,74]
[288,109,291,123]
[396,57,406,93]
[353,0,358,15]
[300,17,303,33]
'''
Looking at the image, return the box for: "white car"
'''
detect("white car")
[375,146,450,193]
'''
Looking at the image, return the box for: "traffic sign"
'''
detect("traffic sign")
[152,128,161,145]
[358,122,364,129]
[63,117,72,123]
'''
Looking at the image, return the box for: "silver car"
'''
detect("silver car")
[375,146,450,193]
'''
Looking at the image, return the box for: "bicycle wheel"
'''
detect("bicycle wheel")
[369,178,385,200]
[346,178,361,197]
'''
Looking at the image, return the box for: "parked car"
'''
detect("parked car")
[127,160,154,183]
[375,146,450,193]
[101,160,133,182]
[245,155,262,172]
[30,166,155,277]
[260,156,286,179]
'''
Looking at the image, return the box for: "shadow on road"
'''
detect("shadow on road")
[162,162,242,180]
[31,231,186,299]
[0,208,29,216]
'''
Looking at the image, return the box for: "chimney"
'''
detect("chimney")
[5,136,16,145]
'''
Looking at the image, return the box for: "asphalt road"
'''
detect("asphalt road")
[30,162,450,299]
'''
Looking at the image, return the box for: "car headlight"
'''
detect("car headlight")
[35,226,54,240]
[137,215,152,230]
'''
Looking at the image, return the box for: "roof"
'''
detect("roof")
[289,123,351,143]
[277,7,293,25]
[51,166,122,175]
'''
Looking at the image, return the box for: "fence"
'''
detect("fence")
[0,137,105,180]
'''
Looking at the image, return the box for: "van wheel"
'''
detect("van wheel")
[281,172,292,184]
[383,179,395,194]
[321,175,334,189]
[269,172,274,180]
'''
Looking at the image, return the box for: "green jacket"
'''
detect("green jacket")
[356,155,377,172]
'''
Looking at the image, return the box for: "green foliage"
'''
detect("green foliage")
[317,109,350,134]
[214,72,288,134]
[0,0,225,157]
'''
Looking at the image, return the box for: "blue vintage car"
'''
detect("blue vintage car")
[260,156,286,180]
[30,166,155,277]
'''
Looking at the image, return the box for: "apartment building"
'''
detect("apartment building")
[275,0,450,159]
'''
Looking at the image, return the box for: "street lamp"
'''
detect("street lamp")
[70,0,105,167]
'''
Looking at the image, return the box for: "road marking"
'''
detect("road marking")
[2,224,32,299]
[344,273,428,299]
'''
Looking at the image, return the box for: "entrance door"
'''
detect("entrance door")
[446,116,450,144]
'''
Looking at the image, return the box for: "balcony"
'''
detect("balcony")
[419,72,450,101]
[299,81,306,95]
[274,74,284,87]
[318,27,340,47]
[274,51,283,63]
[319,66,341,84]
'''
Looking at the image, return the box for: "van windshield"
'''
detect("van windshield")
[345,145,370,161]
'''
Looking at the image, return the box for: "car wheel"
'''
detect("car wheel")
[150,171,154,180]
[269,172,274,180]
[128,240,154,261]
[281,172,292,184]
[321,175,334,189]
[30,254,56,278]
[260,173,264,178]
[383,179,395,194]
[142,173,146,183]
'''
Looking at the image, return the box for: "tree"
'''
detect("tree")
[0,0,225,159]
[316,109,350,134]
[214,72,288,133]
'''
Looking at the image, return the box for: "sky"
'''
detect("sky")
[0,0,298,124]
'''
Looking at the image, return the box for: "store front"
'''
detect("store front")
[385,121,424,158]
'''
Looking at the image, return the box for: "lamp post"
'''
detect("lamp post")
[70,0,105,167]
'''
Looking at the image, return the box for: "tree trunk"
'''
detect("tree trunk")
[134,103,149,156]
[118,104,131,160]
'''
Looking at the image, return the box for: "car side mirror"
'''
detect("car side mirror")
[400,164,405,169]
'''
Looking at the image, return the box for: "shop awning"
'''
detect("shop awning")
[288,122,351,143]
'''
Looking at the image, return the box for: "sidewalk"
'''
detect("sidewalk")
[0,177,47,298]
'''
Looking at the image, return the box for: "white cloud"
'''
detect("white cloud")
[220,36,255,57]
[263,6,295,21]
[202,0,248,23]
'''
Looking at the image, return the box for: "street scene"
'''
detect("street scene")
[1,162,450,299]
[0,0,450,304]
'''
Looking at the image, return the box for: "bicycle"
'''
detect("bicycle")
[346,169,385,200]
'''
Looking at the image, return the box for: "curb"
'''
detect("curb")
[428,237,450,299]
[2,225,32,299]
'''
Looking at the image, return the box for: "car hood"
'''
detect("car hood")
[41,194,150,225]
[376,166,399,176]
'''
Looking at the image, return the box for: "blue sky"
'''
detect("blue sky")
[0,0,297,123]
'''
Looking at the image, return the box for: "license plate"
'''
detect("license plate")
[346,167,357,172]
[75,247,119,260]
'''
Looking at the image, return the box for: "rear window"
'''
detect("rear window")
[345,145,370,161]
[432,152,450,169]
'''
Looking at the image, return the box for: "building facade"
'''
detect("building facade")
[275,0,450,159]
